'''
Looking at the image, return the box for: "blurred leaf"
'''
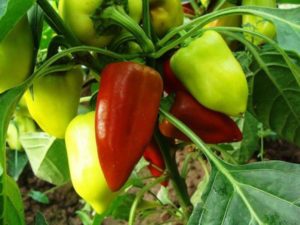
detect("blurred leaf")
[28,190,49,205]
[34,212,48,225]
[249,51,300,147]
[20,132,70,185]
[7,151,28,180]
[0,0,35,41]
[3,175,25,225]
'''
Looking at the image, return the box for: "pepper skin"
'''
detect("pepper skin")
[59,0,142,47]
[170,30,248,117]
[65,112,115,213]
[159,91,242,143]
[0,16,33,93]
[25,67,83,138]
[150,0,184,37]
[96,62,163,191]
[162,59,186,94]
[143,140,168,187]
[242,0,276,45]
[205,2,241,29]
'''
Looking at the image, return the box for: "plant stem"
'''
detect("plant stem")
[36,0,103,72]
[154,129,193,220]
[128,175,167,225]
[101,6,155,53]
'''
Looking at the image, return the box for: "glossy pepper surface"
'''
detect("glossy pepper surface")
[170,30,248,117]
[159,91,242,143]
[0,16,33,93]
[65,112,115,213]
[59,0,142,47]
[25,67,83,138]
[242,0,276,45]
[143,140,168,187]
[96,62,163,191]
[150,0,184,37]
[162,59,186,94]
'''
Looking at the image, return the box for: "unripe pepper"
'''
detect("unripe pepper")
[143,140,168,187]
[0,16,33,93]
[150,0,184,37]
[96,62,163,191]
[65,112,115,213]
[159,91,242,143]
[59,0,142,47]
[25,67,83,138]
[171,30,248,117]
[242,0,276,45]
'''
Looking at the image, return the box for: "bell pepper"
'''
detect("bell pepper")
[95,62,163,191]
[65,111,115,213]
[25,67,83,138]
[0,16,33,93]
[159,91,242,143]
[205,2,241,29]
[242,0,276,45]
[150,0,184,37]
[162,59,187,94]
[143,140,168,187]
[59,0,142,47]
[170,30,248,117]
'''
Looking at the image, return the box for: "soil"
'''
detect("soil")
[18,140,300,225]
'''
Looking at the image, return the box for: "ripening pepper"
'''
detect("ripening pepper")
[159,91,242,143]
[150,0,184,37]
[162,59,186,94]
[59,0,142,47]
[95,62,163,191]
[242,0,276,45]
[205,2,241,29]
[170,30,248,117]
[65,111,115,213]
[0,16,33,93]
[25,67,83,138]
[143,140,168,187]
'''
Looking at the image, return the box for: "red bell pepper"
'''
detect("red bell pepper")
[163,59,187,94]
[95,62,163,191]
[143,140,168,187]
[159,91,242,143]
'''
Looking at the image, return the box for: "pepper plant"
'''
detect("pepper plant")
[1,0,300,224]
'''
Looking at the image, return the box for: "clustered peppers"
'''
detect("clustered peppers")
[95,62,163,191]
[159,91,242,143]
[171,30,248,117]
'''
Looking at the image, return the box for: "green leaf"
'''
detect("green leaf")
[20,132,70,185]
[0,0,35,41]
[28,190,49,205]
[3,175,25,225]
[188,161,300,225]
[241,6,300,54]
[249,51,300,147]
[34,212,48,225]
[7,151,28,181]
[233,112,260,163]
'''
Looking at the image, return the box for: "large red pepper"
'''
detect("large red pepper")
[143,140,168,187]
[95,62,163,191]
[159,91,242,143]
